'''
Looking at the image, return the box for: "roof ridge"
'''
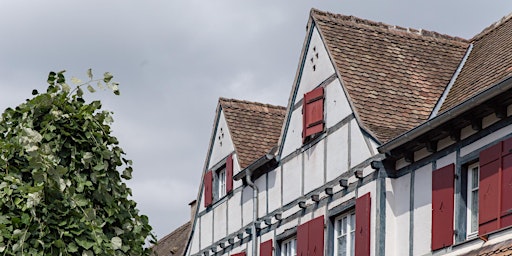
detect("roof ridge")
[219,97,286,111]
[471,12,512,41]
[310,8,468,44]
[159,221,190,240]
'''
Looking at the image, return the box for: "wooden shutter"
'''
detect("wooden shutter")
[231,252,246,256]
[308,215,324,256]
[226,154,234,193]
[260,239,273,256]
[431,164,454,250]
[302,87,324,141]
[204,170,213,207]
[297,220,309,256]
[501,153,512,228]
[355,193,371,256]
[479,143,501,236]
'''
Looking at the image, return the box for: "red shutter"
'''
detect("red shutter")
[260,239,273,256]
[308,215,324,256]
[204,170,213,207]
[232,252,246,256]
[355,193,371,256]
[226,154,233,193]
[297,221,309,256]
[302,87,324,141]
[479,143,501,236]
[501,153,512,228]
[431,164,454,250]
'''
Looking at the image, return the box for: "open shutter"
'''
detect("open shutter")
[479,143,501,236]
[260,239,273,256]
[297,221,309,256]
[204,170,213,207]
[302,87,324,141]
[431,164,454,250]
[232,252,246,256]
[355,193,371,256]
[308,215,324,256]
[226,154,234,193]
[501,137,512,228]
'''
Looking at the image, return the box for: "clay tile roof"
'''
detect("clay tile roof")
[460,238,512,256]
[439,13,512,113]
[311,8,469,143]
[151,221,191,256]
[219,98,286,169]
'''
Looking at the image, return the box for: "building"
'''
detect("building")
[184,8,512,256]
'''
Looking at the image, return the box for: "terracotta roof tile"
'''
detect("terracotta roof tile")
[439,13,512,113]
[460,238,512,256]
[151,221,191,256]
[219,98,286,169]
[311,9,469,143]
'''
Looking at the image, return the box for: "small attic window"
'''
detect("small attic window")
[302,86,325,143]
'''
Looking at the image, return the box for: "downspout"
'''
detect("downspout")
[244,171,258,256]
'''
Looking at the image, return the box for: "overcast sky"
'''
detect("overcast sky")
[1,1,511,240]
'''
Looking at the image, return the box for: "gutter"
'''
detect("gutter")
[245,171,258,256]
[233,153,275,181]
[378,75,512,154]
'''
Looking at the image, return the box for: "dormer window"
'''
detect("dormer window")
[217,167,227,198]
[203,154,234,207]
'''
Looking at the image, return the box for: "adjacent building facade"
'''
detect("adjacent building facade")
[184,9,512,256]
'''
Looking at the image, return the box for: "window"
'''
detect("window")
[281,238,296,256]
[302,87,324,143]
[217,167,226,198]
[334,212,355,256]
[466,163,479,238]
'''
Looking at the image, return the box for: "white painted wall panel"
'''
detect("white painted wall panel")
[304,141,325,194]
[281,107,303,158]
[326,125,349,182]
[436,152,456,169]
[189,225,200,254]
[387,174,410,256]
[282,155,302,205]
[242,186,253,227]
[208,111,235,169]
[267,167,281,214]
[228,190,242,235]
[385,178,395,256]
[325,79,352,128]
[200,213,213,250]
[213,202,227,242]
[256,175,267,217]
[413,164,432,256]
[460,123,512,157]
[294,27,336,105]
[350,120,372,168]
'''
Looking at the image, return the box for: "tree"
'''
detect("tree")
[0,70,155,255]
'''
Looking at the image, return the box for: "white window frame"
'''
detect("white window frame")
[217,167,226,199]
[466,162,479,239]
[334,212,355,256]
[281,237,296,256]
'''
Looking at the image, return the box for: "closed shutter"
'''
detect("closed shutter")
[355,193,371,256]
[308,216,324,256]
[479,143,501,236]
[501,137,512,228]
[297,220,309,256]
[226,154,234,193]
[431,164,454,250]
[231,252,246,256]
[302,87,324,141]
[260,239,273,256]
[204,170,213,207]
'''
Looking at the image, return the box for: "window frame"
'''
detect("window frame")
[216,166,226,199]
[280,237,297,256]
[334,211,356,256]
[466,162,479,239]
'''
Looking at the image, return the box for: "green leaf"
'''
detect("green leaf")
[122,167,132,180]
[103,72,113,83]
[77,87,84,97]
[76,238,95,250]
[71,77,82,85]
[82,250,94,256]
[111,237,122,250]
[68,242,78,252]
[87,85,96,93]
[87,68,93,79]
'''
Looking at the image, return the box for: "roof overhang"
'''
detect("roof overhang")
[378,75,512,160]
[233,153,277,182]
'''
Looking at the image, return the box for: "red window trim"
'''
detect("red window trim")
[355,193,371,256]
[204,170,213,207]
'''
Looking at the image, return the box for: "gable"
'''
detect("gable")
[208,110,236,169]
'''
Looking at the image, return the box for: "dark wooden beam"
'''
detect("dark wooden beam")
[471,118,482,131]
[404,151,414,163]
[426,140,438,153]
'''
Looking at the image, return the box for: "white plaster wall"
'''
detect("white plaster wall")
[242,186,254,227]
[275,217,299,236]
[327,191,355,211]
[326,125,349,181]
[325,79,352,128]
[386,174,410,256]
[200,213,213,250]
[483,113,500,129]
[281,107,303,158]
[267,167,281,214]
[189,226,200,254]
[227,190,242,235]
[256,175,267,217]
[357,182,377,256]
[233,154,243,188]
[208,111,235,169]
[414,147,431,162]
[461,123,512,157]
[303,141,325,194]
[350,120,373,168]
[461,125,476,140]
[282,155,302,205]
[438,136,455,151]
[436,152,456,169]
[294,27,336,105]
[413,164,433,256]
[213,201,227,242]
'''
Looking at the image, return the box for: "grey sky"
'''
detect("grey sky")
[1,1,511,240]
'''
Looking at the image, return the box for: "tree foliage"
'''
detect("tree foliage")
[0,70,154,255]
